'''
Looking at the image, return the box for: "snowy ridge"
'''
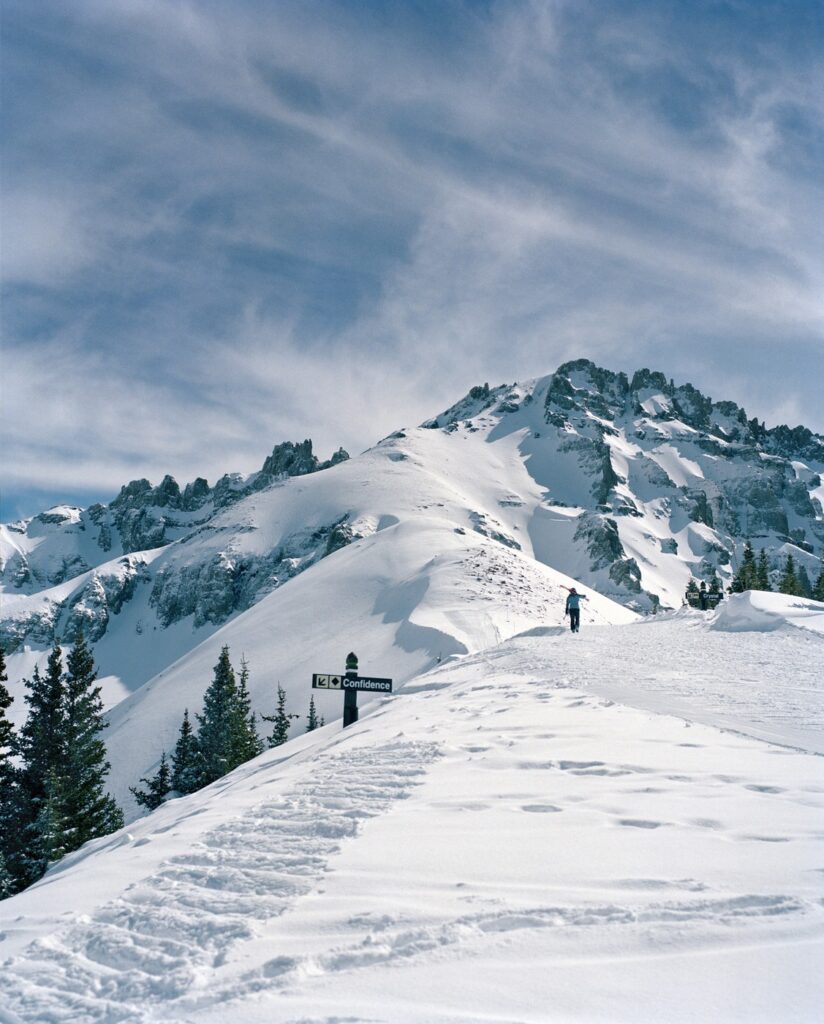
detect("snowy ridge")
[1,358,822,821]
[2,596,823,1022]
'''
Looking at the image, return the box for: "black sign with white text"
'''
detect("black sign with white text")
[313,673,393,693]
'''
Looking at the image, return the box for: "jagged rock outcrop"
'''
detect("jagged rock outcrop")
[419,359,822,610]
[149,516,359,629]
[0,438,351,648]
[1,439,349,590]
[0,556,152,651]
[534,359,824,608]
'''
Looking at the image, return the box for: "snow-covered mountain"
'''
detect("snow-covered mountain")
[1,359,822,812]
[2,593,823,1023]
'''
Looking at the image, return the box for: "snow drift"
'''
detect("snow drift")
[711,590,824,635]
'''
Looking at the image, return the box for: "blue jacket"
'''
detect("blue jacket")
[566,592,583,611]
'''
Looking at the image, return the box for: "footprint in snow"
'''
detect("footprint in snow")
[618,819,665,829]
[558,760,605,771]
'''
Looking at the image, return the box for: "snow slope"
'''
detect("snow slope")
[2,597,823,1023]
[4,420,637,816]
[2,359,822,821]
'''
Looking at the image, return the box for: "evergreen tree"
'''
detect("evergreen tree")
[814,562,824,602]
[306,695,320,732]
[685,579,699,607]
[247,712,264,758]
[130,753,172,811]
[779,553,800,596]
[171,710,200,795]
[25,770,68,880]
[0,646,15,890]
[796,564,813,598]
[732,541,757,592]
[231,657,263,762]
[61,632,123,852]
[17,647,66,787]
[0,646,12,769]
[10,647,68,885]
[262,684,298,748]
[756,549,771,591]
[196,646,246,786]
[0,852,13,900]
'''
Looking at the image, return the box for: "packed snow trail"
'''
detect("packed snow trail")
[0,740,438,1023]
[2,607,823,1022]
[511,608,824,754]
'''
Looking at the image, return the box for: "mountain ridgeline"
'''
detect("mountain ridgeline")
[0,440,350,650]
[422,359,822,610]
[1,359,822,659]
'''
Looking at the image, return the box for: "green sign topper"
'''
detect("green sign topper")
[312,653,394,726]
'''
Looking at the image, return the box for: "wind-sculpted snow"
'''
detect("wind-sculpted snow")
[0,739,437,1023]
[710,590,824,636]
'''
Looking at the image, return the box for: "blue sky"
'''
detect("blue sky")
[3,0,823,520]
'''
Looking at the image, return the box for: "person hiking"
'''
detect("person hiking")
[564,587,587,633]
[698,581,708,611]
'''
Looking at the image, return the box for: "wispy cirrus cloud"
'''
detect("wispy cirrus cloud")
[2,0,823,518]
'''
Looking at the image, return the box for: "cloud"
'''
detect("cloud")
[2,0,823,516]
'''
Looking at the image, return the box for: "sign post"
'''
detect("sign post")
[343,651,359,727]
[312,652,393,728]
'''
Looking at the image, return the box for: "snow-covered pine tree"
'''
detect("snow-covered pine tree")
[18,647,66,787]
[306,695,320,732]
[171,709,200,795]
[0,646,15,898]
[248,712,264,757]
[685,579,699,606]
[130,752,172,811]
[814,562,824,602]
[779,553,800,596]
[25,769,68,881]
[62,632,123,851]
[0,646,12,768]
[0,852,13,900]
[732,542,757,592]
[10,646,69,886]
[196,646,248,786]
[756,549,771,591]
[232,657,263,761]
[796,564,813,598]
[261,684,298,748]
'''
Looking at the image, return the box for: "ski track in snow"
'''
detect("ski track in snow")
[0,740,438,1024]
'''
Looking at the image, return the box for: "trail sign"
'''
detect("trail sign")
[313,673,392,693]
[312,674,343,689]
[312,653,394,727]
[343,676,393,693]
